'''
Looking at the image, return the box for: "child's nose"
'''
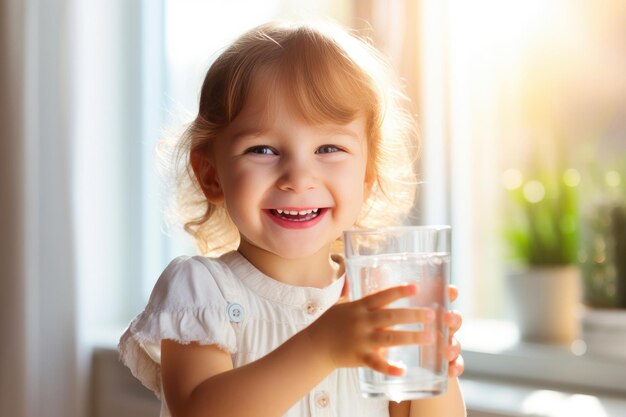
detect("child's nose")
[276,158,317,193]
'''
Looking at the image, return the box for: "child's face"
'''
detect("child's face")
[206,87,370,260]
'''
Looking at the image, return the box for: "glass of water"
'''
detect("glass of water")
[343,225,451,401]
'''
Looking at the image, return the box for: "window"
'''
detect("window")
[420,0,626,392]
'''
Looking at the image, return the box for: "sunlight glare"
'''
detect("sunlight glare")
[523,180,545,203]
[570,339,587,356]
[166,0,281,68]
[563,169,581,187]
[605,170,622,188]
[449,0,571,54]
[522,389,609,417]
[522,390,566,415]
[502,169,523,190]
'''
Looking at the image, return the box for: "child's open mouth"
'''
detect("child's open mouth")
[269,208,321,222]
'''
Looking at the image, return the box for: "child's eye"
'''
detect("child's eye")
[245,146,277,155]
[316,145,341,154]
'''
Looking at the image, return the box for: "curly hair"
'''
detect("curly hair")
[164,20,419,256]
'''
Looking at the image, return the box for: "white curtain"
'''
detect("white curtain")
[1,0,78,416]
[0,1,159,416]
[0,0,31,415]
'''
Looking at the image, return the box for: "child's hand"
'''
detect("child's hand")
[444,285,464,377]
[305,284,435,376]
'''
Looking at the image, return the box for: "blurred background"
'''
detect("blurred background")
[1,0,625,416]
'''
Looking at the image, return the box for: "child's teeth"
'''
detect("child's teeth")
[273,208,321,217]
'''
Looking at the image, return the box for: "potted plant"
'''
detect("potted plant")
[580,200,626,308]
[578,166,626,359]
[502,167,582,344]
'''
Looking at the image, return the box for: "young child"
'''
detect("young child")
[120,20,465,417]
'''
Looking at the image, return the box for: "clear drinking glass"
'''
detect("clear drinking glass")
[343,225,451,401]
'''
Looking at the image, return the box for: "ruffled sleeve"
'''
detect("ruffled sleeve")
[118,256,237,397]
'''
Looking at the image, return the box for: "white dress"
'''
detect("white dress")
[119,251,390,417]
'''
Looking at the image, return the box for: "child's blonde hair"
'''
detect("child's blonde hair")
[170,20,419,256]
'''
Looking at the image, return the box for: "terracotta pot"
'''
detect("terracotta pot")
[507,265,581,344]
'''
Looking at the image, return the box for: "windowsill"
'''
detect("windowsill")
[457,319,626,416]
[459,319,626,397]
[460,376,626,417]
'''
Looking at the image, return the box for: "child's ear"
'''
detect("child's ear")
[191,152,224,203]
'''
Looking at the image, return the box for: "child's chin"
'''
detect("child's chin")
[270,242,330,260]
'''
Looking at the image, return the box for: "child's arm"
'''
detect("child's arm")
[388,378,465,417]
[161,328,332,417]
[409,377,465,416]
[161,284,431,417]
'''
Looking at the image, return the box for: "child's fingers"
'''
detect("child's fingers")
[448,354,465,377]
[448,285,458,302]
[444,310,462,335]
[446,337,461,362]
[370,329,434,347]
[362,352,406,376]
[368,307,435,328]
[361,284,417,309]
